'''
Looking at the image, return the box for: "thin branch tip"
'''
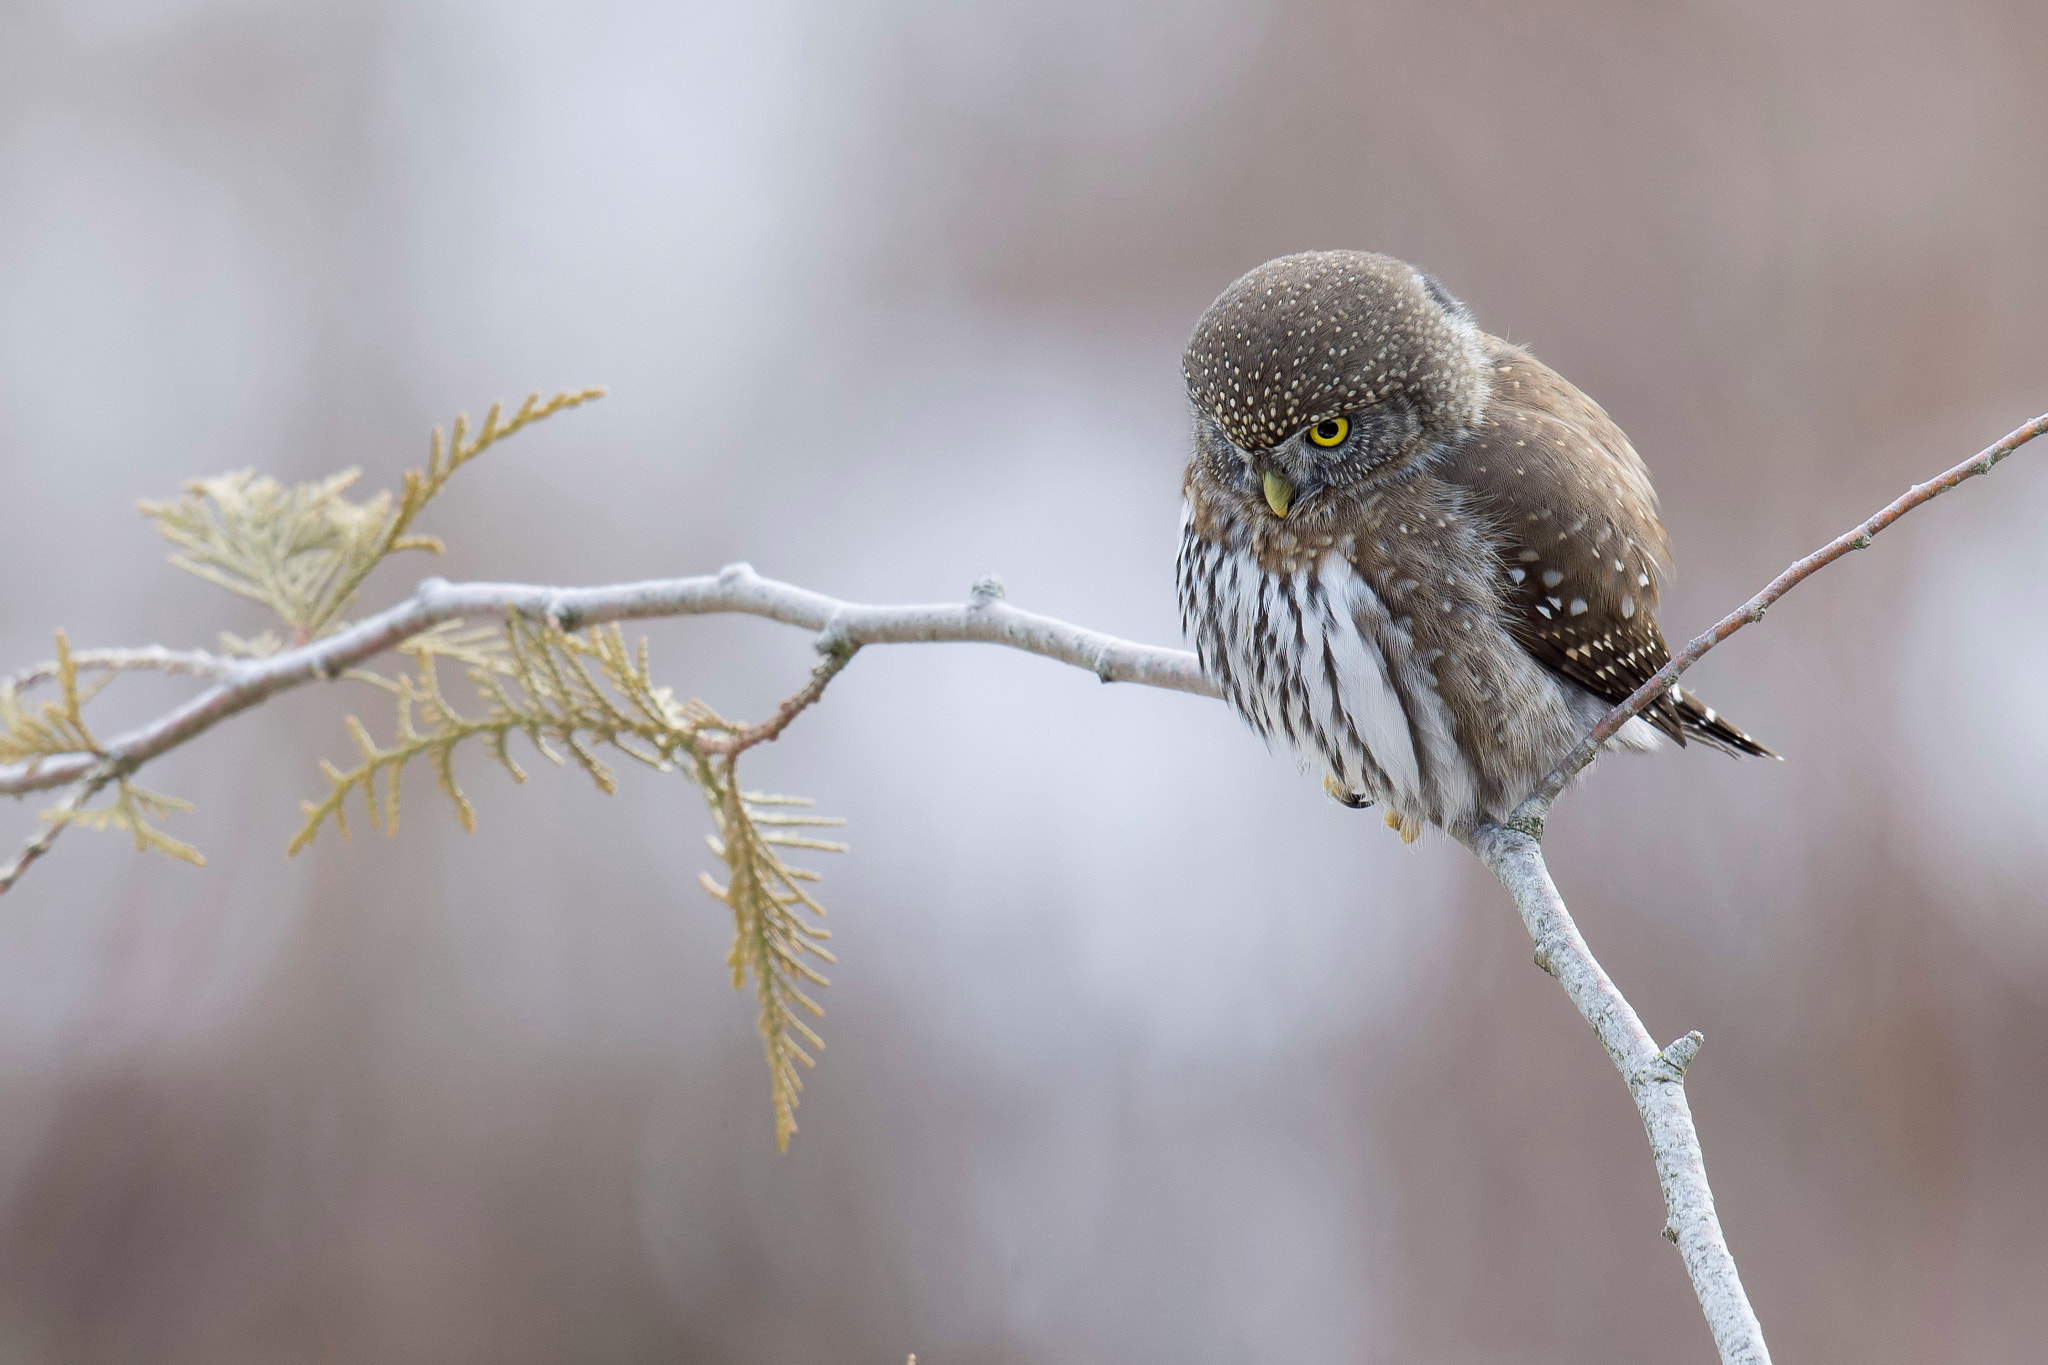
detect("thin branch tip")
[1524,409,2048,808]
[9,411,2036,1357]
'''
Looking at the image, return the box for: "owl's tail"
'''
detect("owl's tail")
[1670,685,1777,759]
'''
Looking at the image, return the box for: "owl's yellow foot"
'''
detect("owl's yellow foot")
[1384,809,1422,843]
[1324,775,1372,809]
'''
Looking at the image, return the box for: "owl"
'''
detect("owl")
[1175,251,1771,841]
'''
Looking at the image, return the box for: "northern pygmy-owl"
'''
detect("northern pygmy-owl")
[1176,250,1771,841]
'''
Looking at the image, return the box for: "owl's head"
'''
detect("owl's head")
[1183,250,1491,521]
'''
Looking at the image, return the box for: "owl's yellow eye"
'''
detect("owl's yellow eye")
[1307,416,1350,448]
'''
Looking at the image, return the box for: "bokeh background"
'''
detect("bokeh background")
[1,1,2045,1361]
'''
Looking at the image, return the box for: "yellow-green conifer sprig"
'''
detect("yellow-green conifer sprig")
[67,383,849,1148]
[46,780,205,866]
[142,389,603,644]
[2,633,203,866]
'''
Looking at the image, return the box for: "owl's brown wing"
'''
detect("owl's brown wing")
[1438,338,1700,743]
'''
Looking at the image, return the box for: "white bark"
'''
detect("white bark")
[0,557,1767,1358]
[0,563,1213,800]
[4,644,233,695]
[9,412,2042,1363]
[1466,820,1769,1364]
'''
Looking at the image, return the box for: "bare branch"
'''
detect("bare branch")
[6,412,2039,1363]
[1461,822,1769,1364]
[0,564,1212,801]
[1522,410,2048,816]
[5,646,234,696]
[1451,411,2048,1364]
[0,761,121,896]
[700,646,861,758]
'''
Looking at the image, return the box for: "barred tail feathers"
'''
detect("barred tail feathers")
[1670,684,1776,758]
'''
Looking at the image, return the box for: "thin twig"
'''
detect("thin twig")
[4,413,2041,1365]
[700,647,862,758]
[0,762,120,896]
[1522,410,2048,816]
[4,645,234,697]
[1457,409,2048,1365]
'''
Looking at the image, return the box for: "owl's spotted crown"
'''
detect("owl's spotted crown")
[1183,250,1490,452]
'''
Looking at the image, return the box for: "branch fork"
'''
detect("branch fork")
[1458,412,2048,1363]
[6,405,2043,1365]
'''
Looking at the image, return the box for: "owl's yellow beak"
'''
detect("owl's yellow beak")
[1262,471,1294,518]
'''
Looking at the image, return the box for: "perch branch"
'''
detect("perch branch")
[4,412,2040,1365]
[0,564,1212,800]
[1462,822,1767,1363]
[1455,408,2047,1365]
[1524,410,2048,813]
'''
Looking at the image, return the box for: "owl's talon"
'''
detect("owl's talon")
[1384,809,1421,842]
[1323,775,1372,808]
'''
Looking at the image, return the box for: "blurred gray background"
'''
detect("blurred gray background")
[1,1,2045,1361]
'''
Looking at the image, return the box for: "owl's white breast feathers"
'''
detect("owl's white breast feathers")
[1179,525,1484,828]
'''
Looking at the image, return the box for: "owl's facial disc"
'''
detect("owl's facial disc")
[1251,415,1368,517]
[1182,250,1495,502]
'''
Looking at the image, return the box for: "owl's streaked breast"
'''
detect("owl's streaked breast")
[1173,251,1768,838]
[1175,513,1479,835]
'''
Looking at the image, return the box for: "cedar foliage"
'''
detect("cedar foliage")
[2,391,842,1147]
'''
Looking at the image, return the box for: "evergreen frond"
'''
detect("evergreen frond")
[336,615,695,820]
[3,633,205,868]
[121,382,849,1150]
[48,779,206,867]
[0,631,98,764]
[141,388,604,640]
[694,770,844,1151]
[139,468,391,638]
[291,612,847,1148]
